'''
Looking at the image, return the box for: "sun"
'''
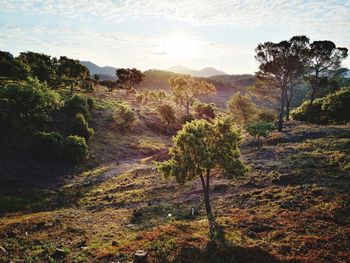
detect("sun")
[156,35,198,60]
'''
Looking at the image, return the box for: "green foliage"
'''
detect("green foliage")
[157,104,176,128]
[246,121,275,143]
[65,94,89,117]
[291,87,350,124]
[157,118,248,184]
[180,114,195,124]
[227,92,260,124]
[113,104,137,129]
[31,131,64,160]
[63,135,88,162]
[194,102,216,119]
[71,113,94,141]
[116,68,144,90]
[86,96,94,110]
[0,78,62,127]
[0,51,29,80]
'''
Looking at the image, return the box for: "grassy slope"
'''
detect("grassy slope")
[0,86,350,263]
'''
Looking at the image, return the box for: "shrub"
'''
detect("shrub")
[180,114,195,124]
[246,121,275,148]
[113,104,137,129]
[291,87,350,124]
[71,113,94,141]
[157,104,176,130]
[194,102,216,119]
[65,94,89,117]
[63,135,88,162]
[259,110,276,122]
[86,96,94,110]
[31,131,64,160]
[136,93,144,104]
[0,78,62,127]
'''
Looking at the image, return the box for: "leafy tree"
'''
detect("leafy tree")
[304,40,348,108]
[116,68,144,90]
[227,92,260,125]
[18,51,58,86]
[255,39,304,131]
[246,121,275,148]
[157,118,248,240]
[71,113,94,141]
[258,109,276,122]
[0,78,62,128]
[100,80,118,92]
[93,74,100,83]
[157,104,176,133]
[113,104,137,129]
[194,102,216,120]
[57,56,89,94]
[169,75,216,116]
[0,51,29,80]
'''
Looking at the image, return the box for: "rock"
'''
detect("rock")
[133,250,148,263]
[51,248,67,260]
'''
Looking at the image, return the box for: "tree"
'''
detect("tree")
[93,74,100,84]
[227,92,260,125]
[57,56,89,94]
[0,51,29,80]
[157,104,176,133]
[18,51,58,86]
[246,121,275,149]
[116,68,144,90]
[169,75,216,116]
[255,39,304,131]
[157,118,248,240]
[304,40,348,108]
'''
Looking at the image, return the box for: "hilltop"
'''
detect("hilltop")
[167,66,228,78]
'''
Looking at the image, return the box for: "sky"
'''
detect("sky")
[0,0,349,74]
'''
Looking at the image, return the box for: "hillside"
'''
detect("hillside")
[80,61,117,80]
[1,85,350,262]
[168,66,228,78]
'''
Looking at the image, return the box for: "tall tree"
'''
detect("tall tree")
[169,75,216,116]
[305,40,348,106]
[255,40,304,131]
[157,118,248,240]
[116,68,144,90]
[227,92,260,125]
[57,56,89,94]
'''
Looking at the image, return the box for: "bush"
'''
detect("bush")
[63,135,88,162]
[86,96,94,110]
[157,104,176,129]
[0,78,62,127]
[65,94,89,117]
[227,92,260,124]
[246,121,275,148]
[71,113,94,141]
[136,93,144,104]
[194,102,216,119]
[31,131,64,160]
[113,104,137,129]
[259,110,276,122]
[291,87,350,124]
[180,114,195,124]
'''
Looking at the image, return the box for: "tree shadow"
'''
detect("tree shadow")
[173,241,296,263]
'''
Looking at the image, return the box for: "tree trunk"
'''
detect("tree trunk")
[200,171,217,240]
[278,90,285,132]
[185,102,190,116]
[286,101,290,121]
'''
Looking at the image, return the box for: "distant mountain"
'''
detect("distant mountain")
[168,65,228,78]
[80,61,117,80]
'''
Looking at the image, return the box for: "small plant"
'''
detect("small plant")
[259,110,276,122]
[71,113,94,141]
[113,104,137,129]
[63,135,88,162]
[31,131,64,160]
[86,96,94,110]
[246,121,275,148]
[136,93,144,104]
